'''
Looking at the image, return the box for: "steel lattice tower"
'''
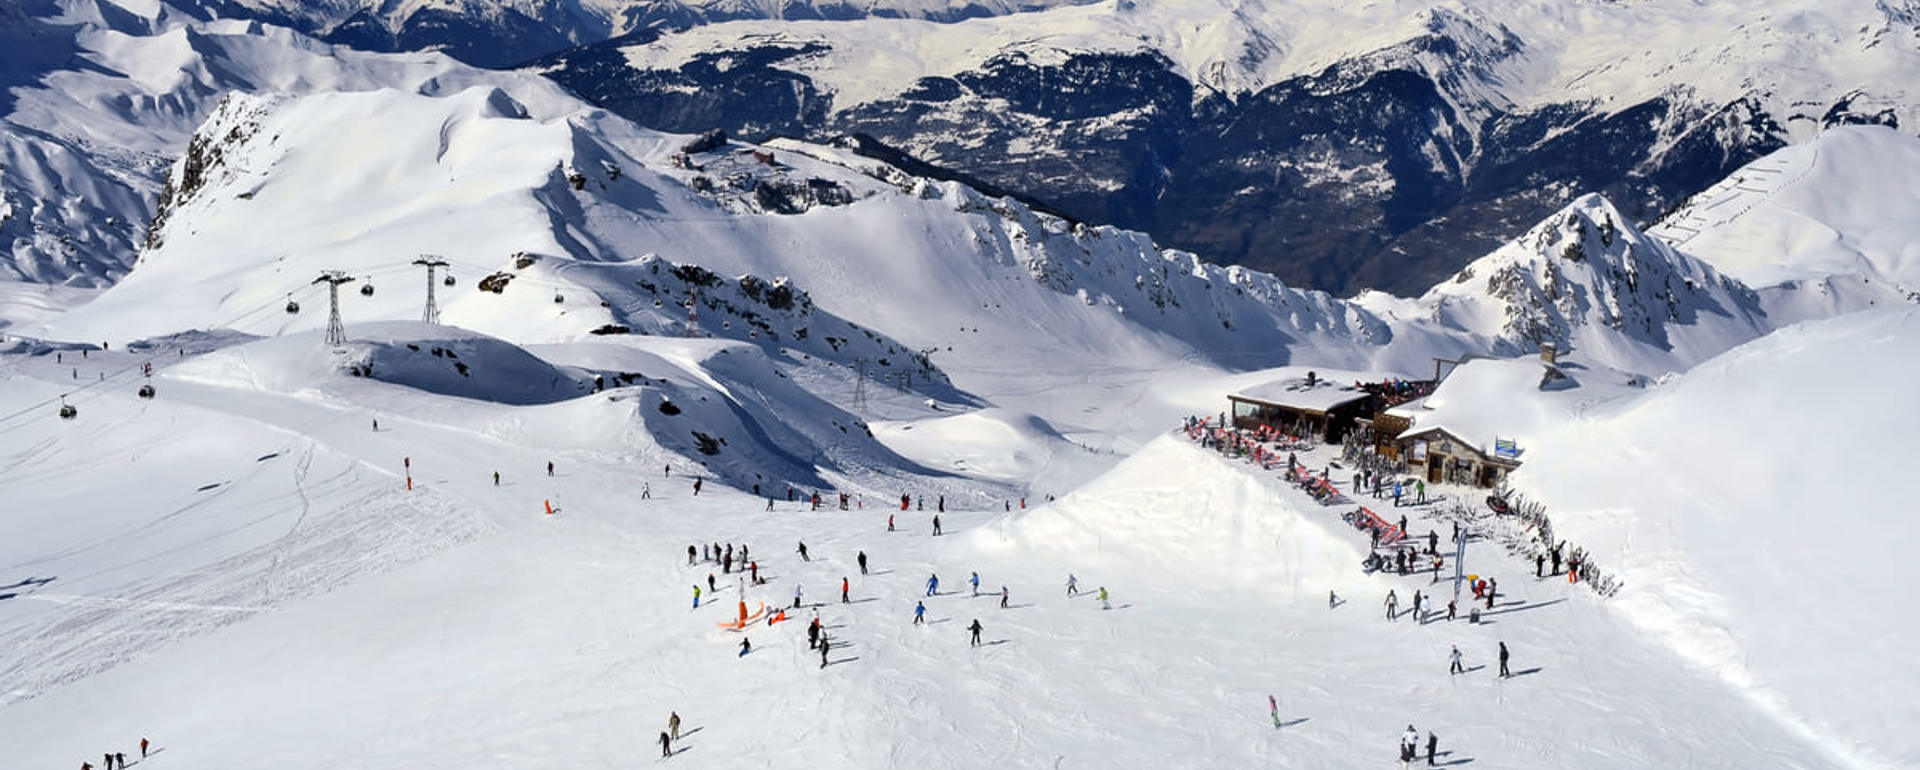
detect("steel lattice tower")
[312,271,356,346]
[413,256,449,324]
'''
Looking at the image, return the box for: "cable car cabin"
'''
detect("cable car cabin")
[554,293,564,303]
[360,283,375,296]
[59,403,77,419]
[444,274,456,286]
[285,298,300,314]
[138,384,155,399]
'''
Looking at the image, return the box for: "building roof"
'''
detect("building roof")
[1386,357,1551,459]
[1232,377,1373,413]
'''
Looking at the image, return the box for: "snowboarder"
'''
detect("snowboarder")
[842,577,850,604]
[932,515,942,536]
[914,601,926,624]
[1000,586,1009,609]
[1385,589,1398,621]
[1098,586,1110,610]
[1426,732,1438,766]
[670,712,681,740]
[1498,641,1511,677]
[970,571,980,596]
[659,730,672,757]
[797,541,810,561]
[926,573,940,596]
[793,583,803,609]
[858,550,868,575]
[1269,694,1281,728]
[642,482,651,499]
[547,460,554,477]
[968,618,983,646]
[739,637,751,657]
[692,585,701,608]
[1449,645,1464,675]
[1066,574,1079,596]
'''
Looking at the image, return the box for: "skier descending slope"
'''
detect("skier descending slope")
[1269,694,1281,728]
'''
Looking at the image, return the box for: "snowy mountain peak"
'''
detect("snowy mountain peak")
[1421,193,1768,370]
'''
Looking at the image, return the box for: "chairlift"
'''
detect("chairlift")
[58,397,76,419]
[285,294,300,314]
[138,384,155,399]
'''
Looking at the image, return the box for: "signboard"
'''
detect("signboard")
[1494,438,1519,459]
[1411,440,1428,462]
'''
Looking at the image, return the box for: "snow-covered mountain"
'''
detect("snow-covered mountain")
[536,0,1920,295]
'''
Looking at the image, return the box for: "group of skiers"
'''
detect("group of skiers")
[77,738,148,770]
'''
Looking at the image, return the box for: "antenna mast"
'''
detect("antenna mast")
[312,271,356,346]
[413,255,450,324]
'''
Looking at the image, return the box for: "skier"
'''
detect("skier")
[1269,694,1281,728]
[1448,645,1464,675]
[141,739,149,758]
[642,482,651,499]
[692,585,701,609]
[693,477,702,496]
[1447,600,1456,622]
[660,730,672,757]
[1498,641,1511,677]
[797,541,810,561]
[1427,731,1438,766]
[669,712,681,740]
[968,618,983,646]
[932,515,942,536]
[739,637,751,657]
[1098,586,1110,610]
[914,601,926,625]
[842,576,850,604]
[926,573,940,596]
[1066,574,1079,596]
[888,514,895,532]
[1328,589,1338,609]
[858,550,868,575]
[793,583,804,609]
[970,571,980,596]
[547,460,555,477]
[1000,586,1009,609]
[1385,589,1398,621]
[765,497,775,511]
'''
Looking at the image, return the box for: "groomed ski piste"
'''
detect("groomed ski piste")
[6,307,1920,768]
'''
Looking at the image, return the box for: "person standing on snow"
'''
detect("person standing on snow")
[1098,586,1111,610]
[1449,645,1464,675]
[708,573,717,594]
[858,550,869,575]
[1000,586,1010,609]
[926,574,940,596]
[692,585,701,609]
[1426,731,1438,766]
[687,545,696,565]
[932,515,943,536]
[1393,481,1403,507]
[797,541,810,561]
[1269,694,1281,728]
[808,618,820,649]
[642,481,651,500]
[1498,641,1511,677]
[692,477,703,495]
[1416,479,1425,504]
[819,636,830,668]
[1067,574,1079,596]
[914,601,926,625]
[970,572,980,596]
[659,731,672,757]
[493,470,500,486]
[842,577,850,604]
[1401,725,1420,767]
[1385,589,1398,621]
[669,711,681,740]
[968,618,983,646]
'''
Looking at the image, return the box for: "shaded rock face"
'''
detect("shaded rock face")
[538,34,1855,297]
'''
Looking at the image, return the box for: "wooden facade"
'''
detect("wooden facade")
[1395,426,1519,489]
